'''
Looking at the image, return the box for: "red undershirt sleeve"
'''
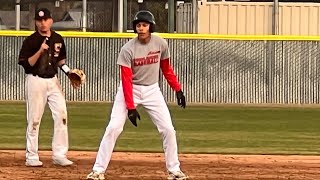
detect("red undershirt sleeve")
[160,58,181,92]
[121,66,135,109]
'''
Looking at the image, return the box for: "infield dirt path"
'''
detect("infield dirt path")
[0,150,320,180]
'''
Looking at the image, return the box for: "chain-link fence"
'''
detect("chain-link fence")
[1,34,320,104]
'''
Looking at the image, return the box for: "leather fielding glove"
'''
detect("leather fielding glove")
[68,69,86,89]
[176,90,186,108]
[128,109,141,127]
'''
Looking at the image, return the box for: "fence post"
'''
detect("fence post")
[123,0,127,32]
[82,0,87,32]
[15,0,20,31]
[192,0,198,33]
[272,0,279,35]
[168,0,175,33]
[118,0,123,32]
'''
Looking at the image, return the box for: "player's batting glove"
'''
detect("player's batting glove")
[176,90,186,108]
[128,109,141,127]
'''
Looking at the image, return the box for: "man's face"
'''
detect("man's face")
[136,22,151,39]
[35,18,53,32]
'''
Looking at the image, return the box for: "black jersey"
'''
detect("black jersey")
[18,31,66,78]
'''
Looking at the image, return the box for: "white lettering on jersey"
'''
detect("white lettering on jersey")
[133,54,159,66]
[54,43,62,57]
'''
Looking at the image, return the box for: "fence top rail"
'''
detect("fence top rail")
[1,31,320,41]
[204,1,320,7]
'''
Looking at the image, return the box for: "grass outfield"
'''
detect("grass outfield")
[0,101,320,155]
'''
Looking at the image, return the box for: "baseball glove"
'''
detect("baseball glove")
[68,69,86,89]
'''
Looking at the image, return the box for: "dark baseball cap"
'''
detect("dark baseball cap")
[34,8,52,20]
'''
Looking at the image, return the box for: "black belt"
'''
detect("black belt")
[133,83,152,86]
[30,73,55,79]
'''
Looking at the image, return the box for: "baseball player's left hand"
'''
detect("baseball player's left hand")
[128,109,141,127]
[68,68,86,89]
[176,90,186,108]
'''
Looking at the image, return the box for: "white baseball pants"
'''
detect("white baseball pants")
[25,74,69,160]
[92,83,181,173]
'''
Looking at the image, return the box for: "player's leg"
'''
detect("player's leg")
[141,84,181,172]
[91,85,139,174]
[47,77,72,165]
[25,75,47,166]
[142,85,189,179]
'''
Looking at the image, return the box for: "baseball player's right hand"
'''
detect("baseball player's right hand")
[128,109,141,127]
[40,37,49,52]
[176,90,186,108]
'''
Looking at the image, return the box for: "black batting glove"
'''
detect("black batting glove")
[127,109,141,127]
[176,90,186,108]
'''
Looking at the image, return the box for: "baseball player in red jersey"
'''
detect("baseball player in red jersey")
[87,10,188,180]
[18,8,73,167]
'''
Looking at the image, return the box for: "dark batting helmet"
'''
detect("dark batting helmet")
[132,10,156,33]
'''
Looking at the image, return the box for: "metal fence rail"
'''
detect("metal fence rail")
[1,36,319,104]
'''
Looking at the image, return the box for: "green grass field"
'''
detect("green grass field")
[1,101,320,155]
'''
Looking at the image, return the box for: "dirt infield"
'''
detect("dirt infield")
[1,150,320,180]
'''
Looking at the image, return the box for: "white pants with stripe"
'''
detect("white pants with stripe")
[92,83,181,173]
[25,74,69,160]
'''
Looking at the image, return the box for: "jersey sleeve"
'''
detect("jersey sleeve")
[18,37,33,70]
[160,59,181,92]
[160,39,170,61]
[117,47,132,68]
[18,37,32,62]
[121,66,135,109]
[159,38,181,92]
[117,46,135,109]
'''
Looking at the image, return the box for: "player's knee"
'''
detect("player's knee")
[62,118,67,125]
[159,128,176,138]
[60,109,67,119]
[106,125,123,131]
[105,126,123,138]
[27,118,41,131]
[27,121,40,133]
[53,110,68,126]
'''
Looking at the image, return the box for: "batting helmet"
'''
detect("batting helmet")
[132,10,156,33]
